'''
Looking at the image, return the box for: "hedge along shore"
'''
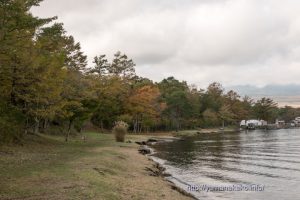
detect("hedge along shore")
[0,132,192,200]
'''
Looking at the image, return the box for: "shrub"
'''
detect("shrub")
[112,121,128,142]
[0,102,25,144]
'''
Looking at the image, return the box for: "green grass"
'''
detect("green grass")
[0,132,145,200]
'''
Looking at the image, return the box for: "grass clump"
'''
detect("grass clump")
[112,121,128,142]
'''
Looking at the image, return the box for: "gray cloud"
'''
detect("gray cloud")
[32,0,300,87]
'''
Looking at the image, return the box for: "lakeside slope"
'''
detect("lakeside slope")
[0,132,191,200]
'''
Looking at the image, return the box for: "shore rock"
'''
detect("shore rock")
[147,138,158,143]
[138,145,152,155]
[135,141,147,145]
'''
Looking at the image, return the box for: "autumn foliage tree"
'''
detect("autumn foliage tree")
[0,0,293,144]
[126,85,162,133]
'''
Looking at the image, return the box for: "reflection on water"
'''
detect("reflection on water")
[152,129,300,200]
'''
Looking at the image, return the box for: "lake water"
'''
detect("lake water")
[152,129,300,200]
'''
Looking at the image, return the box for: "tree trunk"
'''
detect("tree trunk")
[139,114,143,133]
[24,117,29,135]
[133,116,138,133]
[10,62,17,106]
[100,121,104,133]
[40,119,48,133]
[139,123,142,133]
[34,117,39,134]
[175,117,179,132]
[65,120,73,142]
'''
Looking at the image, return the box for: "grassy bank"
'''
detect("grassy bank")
[173,127,240,137]
[0,132,191,200]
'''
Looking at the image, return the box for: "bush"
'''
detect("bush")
[112,121,128,142]
[0,102,25,144]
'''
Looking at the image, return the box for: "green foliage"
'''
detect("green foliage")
[110,51,135,78]
[117,114,133,125]
[88,55,109,76]
[90,76,129,129]
[278,106,300,122]
[1,0,297,143]
[253,98,278,122]
[158,77,192,130]
[88,51,136,78]
[202,109,219,127]
[0,0,92,142]
[0,102,25,143]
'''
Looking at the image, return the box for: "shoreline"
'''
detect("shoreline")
[135,136,199,200]
[147,155,198,200]
[1,129,233,199]
[0,132,193,200]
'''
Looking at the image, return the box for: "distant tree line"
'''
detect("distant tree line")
[1,0,299,143]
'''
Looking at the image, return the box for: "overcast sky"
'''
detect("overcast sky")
[32,0,300,88]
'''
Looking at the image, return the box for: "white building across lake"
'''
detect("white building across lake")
[240,119,267,127]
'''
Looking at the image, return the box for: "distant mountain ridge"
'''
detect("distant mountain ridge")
[226,84,300,107]
[228,84,300,97]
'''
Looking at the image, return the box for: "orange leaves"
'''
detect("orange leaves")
[126,85,162,118]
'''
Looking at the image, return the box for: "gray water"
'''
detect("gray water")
[152,129,300,200]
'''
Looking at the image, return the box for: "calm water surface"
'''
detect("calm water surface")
[152,129,300,200]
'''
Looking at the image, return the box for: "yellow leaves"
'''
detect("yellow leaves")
[126,85,161,118]
[203,109,219,125]
[160,102,167,112]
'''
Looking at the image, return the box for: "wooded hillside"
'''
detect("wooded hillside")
[1,0,299,143]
